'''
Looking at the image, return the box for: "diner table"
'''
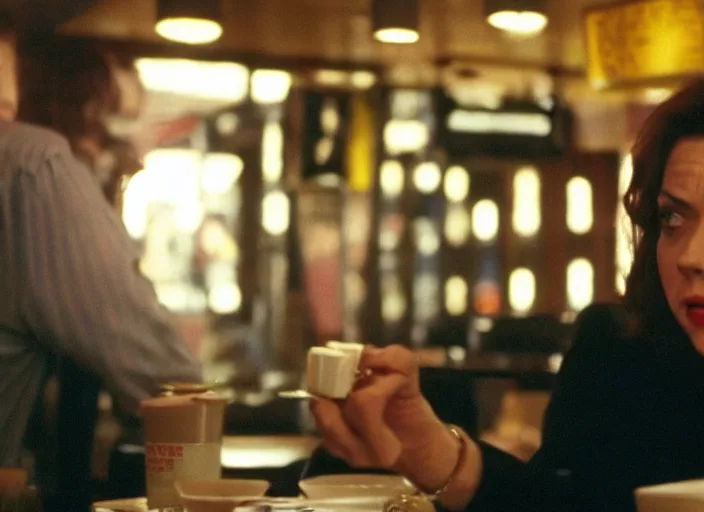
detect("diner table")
[93,351,562,511]
[93,497,148,512]
[95,435,320,511]
[220,435,319,470]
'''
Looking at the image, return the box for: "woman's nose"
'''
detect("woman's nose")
[677,231,704,277]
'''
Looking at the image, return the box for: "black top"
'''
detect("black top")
[465,303,704,512]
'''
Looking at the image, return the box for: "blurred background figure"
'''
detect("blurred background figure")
[0,15,201,512]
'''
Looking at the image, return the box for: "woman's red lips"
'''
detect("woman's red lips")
[685,296,704,326]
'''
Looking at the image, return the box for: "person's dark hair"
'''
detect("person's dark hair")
[98,136,142,204]
[0,8,15,37]
[17,37,116,140]
[623,80,704,334]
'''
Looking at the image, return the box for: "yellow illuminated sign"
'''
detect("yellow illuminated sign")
[346,94,375,193]
[585,0,704,89]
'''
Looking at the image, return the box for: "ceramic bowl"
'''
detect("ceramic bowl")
[298,474,415,500]
[636,479,704,512]
[174,479,270,512]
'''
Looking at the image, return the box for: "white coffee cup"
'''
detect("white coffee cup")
[325,341,365,369]
[306,347,358,399]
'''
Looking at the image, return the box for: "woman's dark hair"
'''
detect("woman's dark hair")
[624,80,704,333]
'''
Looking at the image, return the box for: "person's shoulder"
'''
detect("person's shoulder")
[559,302,651,387]
[0,121,72,176]
[571,302,645,354]
[0,120,70,150]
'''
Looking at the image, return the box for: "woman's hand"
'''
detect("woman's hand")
[309,344,478,503]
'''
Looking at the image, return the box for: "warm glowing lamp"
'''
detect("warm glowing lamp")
[372,0,420,44]
[156,0,223,45]
[485,0,548,37]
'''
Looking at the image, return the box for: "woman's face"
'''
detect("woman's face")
[658,137,704,355]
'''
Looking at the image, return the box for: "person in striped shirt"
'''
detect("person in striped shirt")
[0,12,202,470]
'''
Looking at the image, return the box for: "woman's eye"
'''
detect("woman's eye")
[659,209,684,229]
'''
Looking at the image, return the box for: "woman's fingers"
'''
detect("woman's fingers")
[320,438,353,461]
[344,372,408,468]
[309,398,375,467]
[359,344,420,396]
[308,344,423,469]
[361,344,418,376]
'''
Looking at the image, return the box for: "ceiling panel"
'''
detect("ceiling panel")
[59,0,617,73]
[3,0,102,34]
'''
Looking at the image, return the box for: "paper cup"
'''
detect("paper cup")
[141,392,227,509]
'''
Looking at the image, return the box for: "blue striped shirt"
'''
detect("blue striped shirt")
[0,121,202,466]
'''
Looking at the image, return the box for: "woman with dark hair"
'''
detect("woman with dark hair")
[310,80,704,512]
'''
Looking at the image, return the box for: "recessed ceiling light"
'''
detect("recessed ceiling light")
[155,0,223,45]
[485,0,548,37]
[372,0,420,44]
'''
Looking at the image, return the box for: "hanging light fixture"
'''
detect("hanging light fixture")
[372,0,420,44]
[485,0,548,37]
[155,0,223,45]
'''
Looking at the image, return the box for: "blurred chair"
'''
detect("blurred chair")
[482,314,569,354]
[480,389,551,461]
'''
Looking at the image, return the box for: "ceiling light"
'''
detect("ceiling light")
[155,0,223,45]
[485,0,548,37]
[372,0,420,44]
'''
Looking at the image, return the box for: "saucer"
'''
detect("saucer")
[277,389,316,400]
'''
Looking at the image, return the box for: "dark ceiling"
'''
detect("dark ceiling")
[2,0,99,34]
